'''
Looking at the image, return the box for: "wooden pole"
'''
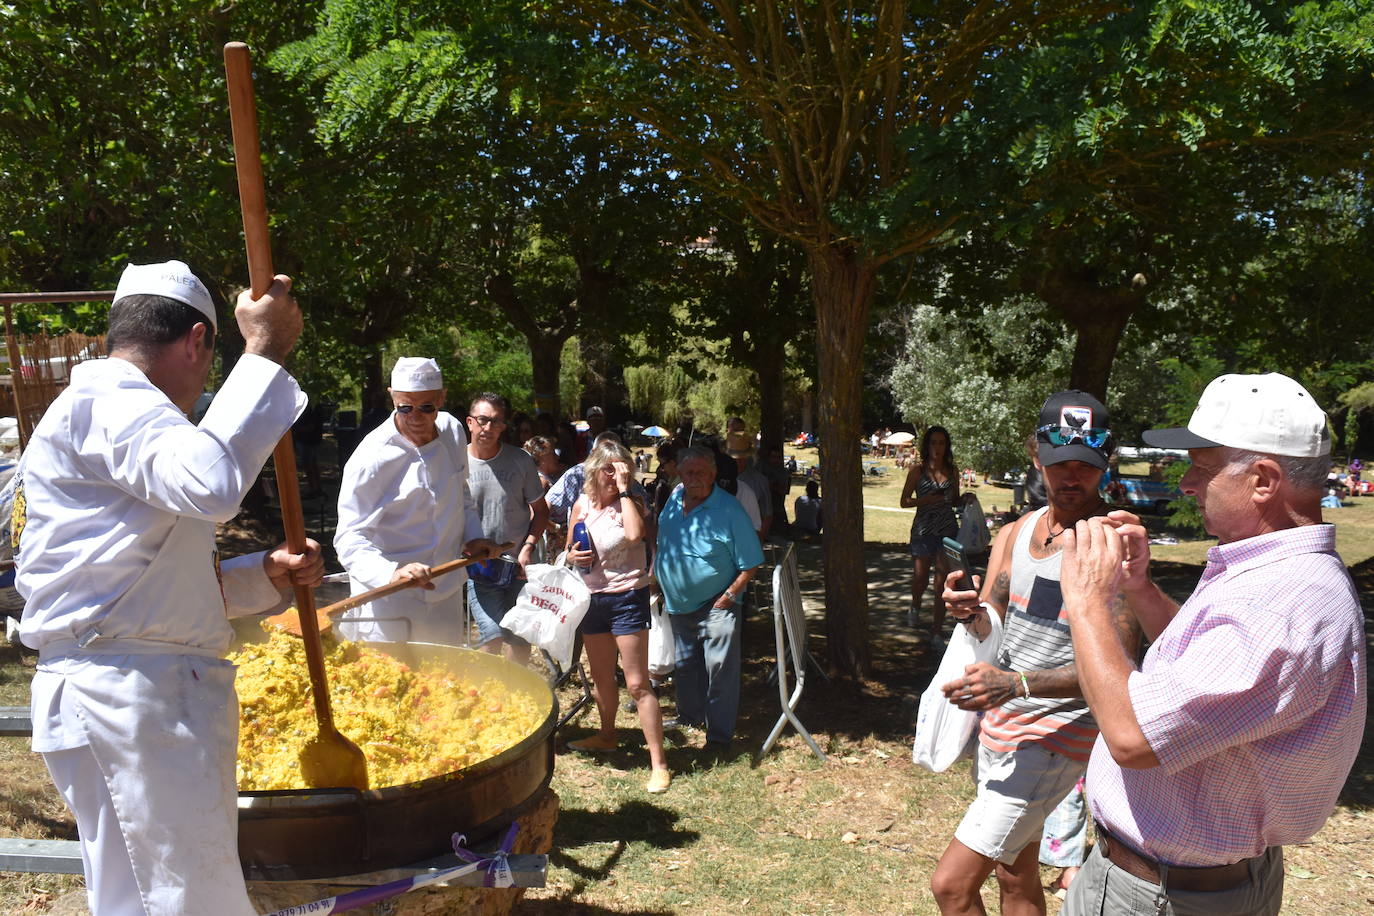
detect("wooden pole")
[224,41,367,790]
[2,304,26,449]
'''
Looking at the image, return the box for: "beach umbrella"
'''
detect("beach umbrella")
[642,425,670,438]
[882,431,916,445]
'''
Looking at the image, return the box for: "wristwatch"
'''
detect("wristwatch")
[616,491,632,501]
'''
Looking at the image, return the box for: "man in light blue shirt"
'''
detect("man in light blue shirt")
[655,446,763,754]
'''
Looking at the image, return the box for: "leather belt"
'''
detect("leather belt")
[1094,821,1253,893]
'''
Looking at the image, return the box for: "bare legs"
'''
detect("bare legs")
[911,552,950,639]
[931,837,1046,916]
[480,640,532,665]
[581,630,667,771]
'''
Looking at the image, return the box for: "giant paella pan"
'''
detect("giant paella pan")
[230,631,557,881]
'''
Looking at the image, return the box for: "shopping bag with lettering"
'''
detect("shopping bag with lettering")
[505,553,591,670]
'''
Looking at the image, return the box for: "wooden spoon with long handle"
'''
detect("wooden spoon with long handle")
[264,544,514,637]
[224,41,368,792]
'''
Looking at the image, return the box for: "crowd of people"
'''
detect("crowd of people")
[7,257,1366,915]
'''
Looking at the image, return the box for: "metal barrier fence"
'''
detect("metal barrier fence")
[756,541,827,764]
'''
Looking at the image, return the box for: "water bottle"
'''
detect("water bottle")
[571,521,595,574]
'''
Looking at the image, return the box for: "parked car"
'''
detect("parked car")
[1112,475,1180,514]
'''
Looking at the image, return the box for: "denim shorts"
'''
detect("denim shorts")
[580,586,651,636]
[909,532,947,558]
[467,577,528,647]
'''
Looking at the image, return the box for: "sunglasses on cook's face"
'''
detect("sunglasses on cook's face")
[1036,424,1110,449]
[395,404,438,415]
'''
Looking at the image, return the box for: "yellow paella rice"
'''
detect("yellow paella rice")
[230,627,543,790]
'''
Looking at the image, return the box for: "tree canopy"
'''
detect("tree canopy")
[564,0,1117,678]
[271,0,696,416]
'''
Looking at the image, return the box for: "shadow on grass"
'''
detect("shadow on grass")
[0,641,39,707]
[549,799,697,888]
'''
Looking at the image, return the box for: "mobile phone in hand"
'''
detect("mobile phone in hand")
[942,537,970,588]
[942,537,978,623]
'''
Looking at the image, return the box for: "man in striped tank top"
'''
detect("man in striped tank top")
[931,391,1141,916]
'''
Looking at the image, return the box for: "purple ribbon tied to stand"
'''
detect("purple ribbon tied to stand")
[452,822,519,888]
[262,823,521,915]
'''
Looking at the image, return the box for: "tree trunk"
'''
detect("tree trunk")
[528,332,564,419]
[809,246,877,681]
[1033,270,1146,400]
[360,349,387,416]
[1063,301,1133,399]
[752,333,786,457]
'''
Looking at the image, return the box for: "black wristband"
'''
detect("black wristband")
[616,491,632,501]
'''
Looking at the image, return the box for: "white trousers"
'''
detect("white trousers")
[45,745,141,914]
[39,654,257,916]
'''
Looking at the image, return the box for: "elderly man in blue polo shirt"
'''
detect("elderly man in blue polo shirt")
[654,446,764,755]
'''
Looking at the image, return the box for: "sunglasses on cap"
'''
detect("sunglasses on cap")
[395,404,438,415]
[1036,424,1110,449]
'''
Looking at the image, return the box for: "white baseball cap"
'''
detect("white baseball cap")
[389,357,443,392]
[1143,373,1331,458]
[113,260,217,330]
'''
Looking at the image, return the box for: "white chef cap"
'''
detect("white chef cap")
[390,357,443,392]
[113,260,217,330]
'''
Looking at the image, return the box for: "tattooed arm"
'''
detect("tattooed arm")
[964,595,1144,706]
[1060,518,1159,768]
[942,517,1031,710]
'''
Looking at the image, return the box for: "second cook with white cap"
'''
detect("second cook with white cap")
[334,357,497,644]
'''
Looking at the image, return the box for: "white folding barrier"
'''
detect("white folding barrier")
[755,543,828,764]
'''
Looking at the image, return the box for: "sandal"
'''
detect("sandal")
[567,735,618,753]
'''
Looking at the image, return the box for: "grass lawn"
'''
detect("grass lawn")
[1,447,1371,914]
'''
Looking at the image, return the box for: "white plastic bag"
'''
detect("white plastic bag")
[912,609,1004,772]
[504,553,591,671]
[957,493,990,552]
[647,593,675,678]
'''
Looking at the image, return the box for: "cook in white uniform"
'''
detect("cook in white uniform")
[334,357,496,644]
[13,261,323,915]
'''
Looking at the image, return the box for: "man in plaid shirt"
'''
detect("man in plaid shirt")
[1058,373,1366,915]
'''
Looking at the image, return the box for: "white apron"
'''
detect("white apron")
[42,652,255,915]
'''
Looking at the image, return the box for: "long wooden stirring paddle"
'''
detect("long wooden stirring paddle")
[264,545,514,637]
[224,41,368,792]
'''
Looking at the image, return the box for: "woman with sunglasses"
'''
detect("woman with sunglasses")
[900,425,960,649]
[564,440,670,794]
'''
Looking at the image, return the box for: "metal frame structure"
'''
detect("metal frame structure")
[755,542,828,764]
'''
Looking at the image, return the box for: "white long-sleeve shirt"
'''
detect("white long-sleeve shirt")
[16,354,305,659]
[334,411,484,643]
